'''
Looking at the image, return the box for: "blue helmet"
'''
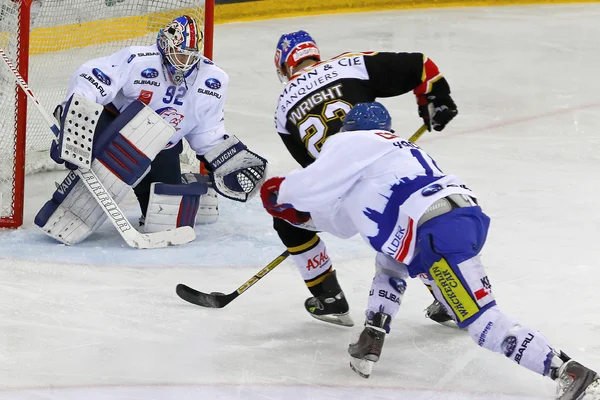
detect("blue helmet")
[342,102,392,132]
[157,15,203,84]
[274,30,320,82]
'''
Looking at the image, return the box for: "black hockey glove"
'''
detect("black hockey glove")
[417,93,458,132]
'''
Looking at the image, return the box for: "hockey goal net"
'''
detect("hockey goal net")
[0,0,214,228]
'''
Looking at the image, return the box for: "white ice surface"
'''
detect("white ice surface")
[2,4,600,399]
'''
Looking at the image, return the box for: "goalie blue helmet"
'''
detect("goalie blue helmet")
[157,15,203,84]
[274,30,320,82]
[342,102,392,132]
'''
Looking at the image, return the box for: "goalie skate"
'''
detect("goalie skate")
[555,359,600,400]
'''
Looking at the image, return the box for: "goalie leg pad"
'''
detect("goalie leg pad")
[96,133,151,186]
[144,178,209,233]
[133,141,183,216]
[35,170,97,245]
[202,135,267,202]
[93,101,164,186]
[35,101,175,245]
[181,172,219,225]
[34,168,129,245]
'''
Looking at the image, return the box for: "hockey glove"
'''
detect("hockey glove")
[260,177,311,225]
[417,93,458,132]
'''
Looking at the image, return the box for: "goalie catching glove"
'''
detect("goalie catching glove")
[202,135,267,202]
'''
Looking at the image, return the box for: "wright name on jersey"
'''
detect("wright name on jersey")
[275,51,430,167]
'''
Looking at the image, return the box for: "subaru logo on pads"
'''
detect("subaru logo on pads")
[205,78,221,89]
[141,68,159,79]
[92,68,111,85]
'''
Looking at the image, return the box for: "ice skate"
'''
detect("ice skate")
[348,312,391,378]
[554,357,600,400]
[305,270,354,327]
[425,299,461,329]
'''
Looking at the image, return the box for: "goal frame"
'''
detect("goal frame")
[0,0,215,228]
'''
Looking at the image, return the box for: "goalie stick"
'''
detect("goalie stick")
[0,47,195,249]
[176,124,429,308]
[176,250,290,308]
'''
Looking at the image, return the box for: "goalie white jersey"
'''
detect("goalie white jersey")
[277,129,476,265]
[64,44,229,155]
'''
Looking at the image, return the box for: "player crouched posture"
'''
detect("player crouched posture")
[272,30,458,328]
[35,15,267,245]
[260,102,599,399]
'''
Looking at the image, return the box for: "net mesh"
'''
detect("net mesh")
[0,0,208,226]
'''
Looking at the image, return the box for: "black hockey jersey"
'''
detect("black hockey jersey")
[274,51,430,167]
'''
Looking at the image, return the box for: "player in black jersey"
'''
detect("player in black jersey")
[272,30,458,328]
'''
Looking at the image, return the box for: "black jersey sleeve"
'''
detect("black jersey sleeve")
[363,52,425,98]
[279,132,315,168]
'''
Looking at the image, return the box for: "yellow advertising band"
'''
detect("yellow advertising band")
[214,0,600,24]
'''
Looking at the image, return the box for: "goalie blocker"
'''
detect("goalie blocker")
[35,96,176,245]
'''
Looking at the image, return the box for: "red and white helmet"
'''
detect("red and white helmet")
[274,30,320,82]
[157,15,203,73]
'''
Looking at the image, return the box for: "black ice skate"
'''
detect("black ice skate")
[424,299,461,329]
[348,312,391,378]
[304,271,354,327]
[552,354,600,400]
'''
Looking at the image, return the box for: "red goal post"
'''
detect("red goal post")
[0,0,214,228]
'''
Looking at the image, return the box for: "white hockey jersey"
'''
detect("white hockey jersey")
[277,129,476,265]
[64,44,229,155]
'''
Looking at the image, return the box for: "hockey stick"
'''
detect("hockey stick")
[408,124,428,143]
[176,250,290,308]
[0,47,195,249]
[175,124,429,307]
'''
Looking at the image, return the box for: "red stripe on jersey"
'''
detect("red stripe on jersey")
[413,57,441,96]
[395,217,415,263]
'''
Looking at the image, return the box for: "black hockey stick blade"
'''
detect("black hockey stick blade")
[176,250,290,309]
[176,284,234,308]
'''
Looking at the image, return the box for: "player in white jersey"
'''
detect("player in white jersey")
[36,15,267,241]
[260,102,599,398]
